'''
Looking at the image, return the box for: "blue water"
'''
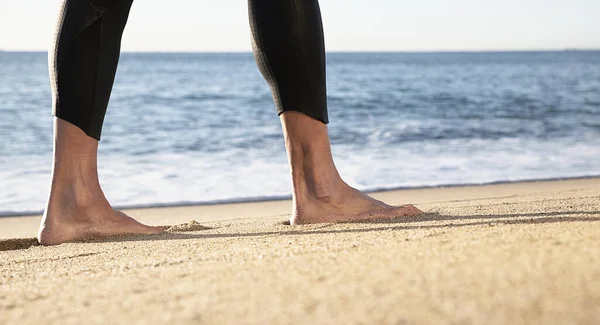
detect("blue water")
[1,51,599,215]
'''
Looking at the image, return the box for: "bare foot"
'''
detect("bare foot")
[291,183,423,225]
[279,111,422,225]
[38,196,164,246]
[38,118,164,246]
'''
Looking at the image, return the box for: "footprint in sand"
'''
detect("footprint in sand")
[165,220,212,232]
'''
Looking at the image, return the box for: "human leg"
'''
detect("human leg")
[39,0,163,245]
[248,0,422,224]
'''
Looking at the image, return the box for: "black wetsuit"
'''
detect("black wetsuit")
[50,0,329,140]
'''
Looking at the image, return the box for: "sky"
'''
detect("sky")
[1,0,599,52]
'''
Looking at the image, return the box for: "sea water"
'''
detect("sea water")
[0,51,599,215]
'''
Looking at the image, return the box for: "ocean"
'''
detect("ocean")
[0,51,599,215]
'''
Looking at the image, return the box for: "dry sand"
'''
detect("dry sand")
[1,177,599,324]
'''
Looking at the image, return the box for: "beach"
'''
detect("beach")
[1,177,599,324]
[2,4,599,324]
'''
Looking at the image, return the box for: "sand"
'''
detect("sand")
[1,177,599,324]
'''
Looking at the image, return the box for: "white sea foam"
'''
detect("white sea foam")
[1,137,599,215]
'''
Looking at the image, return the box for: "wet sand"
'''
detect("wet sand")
[1,177,599,324]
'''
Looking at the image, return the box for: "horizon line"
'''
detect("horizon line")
[2,48,600,54]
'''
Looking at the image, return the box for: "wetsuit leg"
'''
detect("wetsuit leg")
[49,0,134,140]
[248,0,329,123]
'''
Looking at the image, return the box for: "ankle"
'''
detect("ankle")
[291,164,346,205]
[287,142,346,202]
[48,172,104,209]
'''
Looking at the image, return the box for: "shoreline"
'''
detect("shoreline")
[1,175,598,241]
[2,174,599,218]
